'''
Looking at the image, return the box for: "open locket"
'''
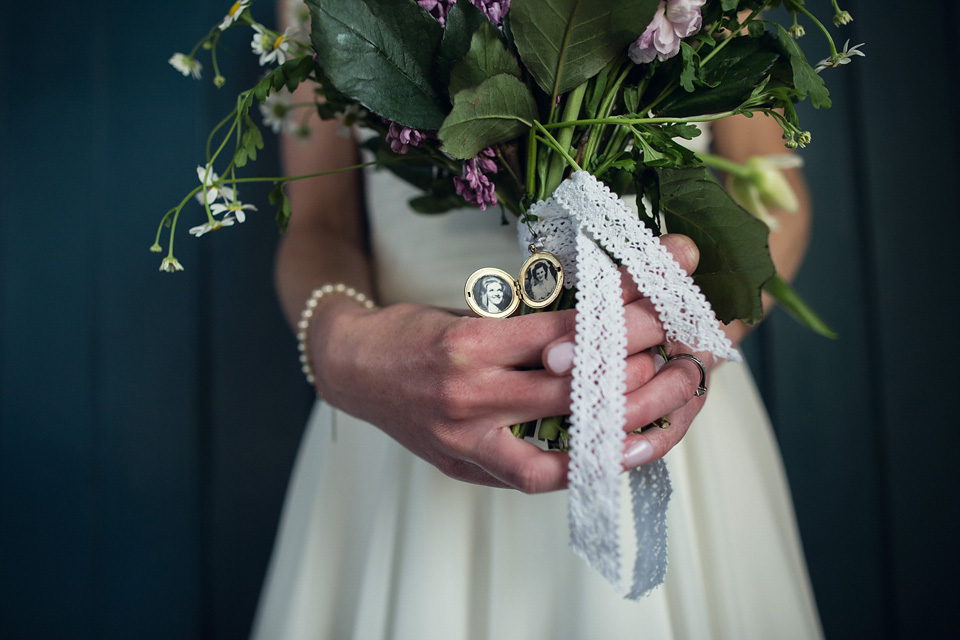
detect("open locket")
[465,252,564,318]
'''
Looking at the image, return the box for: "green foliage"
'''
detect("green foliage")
[253,55,317,103]
[438,0,490,89]
[764,274,837,338]
[439,73,538,159]
[678,42,698,92]
[307,0,447,129]
[510,0,659,99]
[656,167,775,324]
[772,22,832,109]
[653,34,785,117]
[409,192,471,214]
[233,115,263,168]
[269,183,293,233]
[449,20,522,95]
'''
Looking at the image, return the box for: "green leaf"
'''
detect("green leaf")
[438,0,489,89]
[307,0,446,129]
[439,73,537,159]
[632,129,670,166]
[234,115,264,168]
[772,23,831,109]
[510,0,659,98]
[662,122,702,140]
[449,20,522,95]
[656,167,775,324]
[653,34,784,117]
[632,124,701,167]
[269,183,292,233]
[362,135,437,191]
[678,42,697,92]
[408,193,470,214]
[764,274,838,338]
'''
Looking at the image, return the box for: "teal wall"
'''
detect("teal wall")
[1,1,957,638]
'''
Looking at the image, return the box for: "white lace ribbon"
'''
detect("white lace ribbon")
[519,171,740,597]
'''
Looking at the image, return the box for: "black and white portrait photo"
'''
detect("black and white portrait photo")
[523,259,558,302]
[465,268,519,318]
[475,274,513,314]
[519,254,563,307]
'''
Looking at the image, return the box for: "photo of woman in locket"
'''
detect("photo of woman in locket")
[475,273,513,314]
[524,259,559,303]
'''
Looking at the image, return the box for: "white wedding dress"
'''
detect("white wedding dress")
[251,133,823,639]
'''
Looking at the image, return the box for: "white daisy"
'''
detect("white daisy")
[219,1,251,31]
[285,0,311,37]
[252,25,292,66]
[334,104,368,137]
[259,89,294,134]
[195,165,236,205]
[815,40,865,73]
[189,214,237,237]
[169,53,202,80]
[210,199,257,223]
[159,256,185,272]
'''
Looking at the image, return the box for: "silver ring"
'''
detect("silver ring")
[667,353,707,397]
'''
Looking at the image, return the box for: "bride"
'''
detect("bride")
[252,16,821,637]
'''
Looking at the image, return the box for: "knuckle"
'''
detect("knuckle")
[624,301,666,345]
[625,353,657,390]
[435,375,476,422]
[513,462,549,494]
[669,361,701,401]
[436,319,482,367]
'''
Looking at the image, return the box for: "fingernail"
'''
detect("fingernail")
[653,353,666,373]
[546,341,575,374]
[623,439,654,469]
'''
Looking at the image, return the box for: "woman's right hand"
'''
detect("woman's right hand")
[308,234,702,494]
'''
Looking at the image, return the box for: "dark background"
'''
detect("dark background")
[2,1,958,637]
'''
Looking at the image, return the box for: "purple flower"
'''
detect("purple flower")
[629,0,706,64]
[417,0,509,27]
[417,0,454,26]
[454,147,499,210]
[472,0,510,25]
[385,122,426,154]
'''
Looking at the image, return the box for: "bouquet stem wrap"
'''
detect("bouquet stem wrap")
[519,171,741,597]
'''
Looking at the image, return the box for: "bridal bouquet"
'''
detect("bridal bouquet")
[158,0,860,446]
[160,0,861,597]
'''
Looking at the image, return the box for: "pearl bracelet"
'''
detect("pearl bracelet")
[297,283,377,391]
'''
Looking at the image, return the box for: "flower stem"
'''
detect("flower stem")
[210,31,223,83]
[696,152,752,178]
[699,6,764,68]
[525,126,538,199]
[582,62,632,169]
[786,0,837,57]
[533,122,582,174]
[544,110,740,130]
[544,82,587,195]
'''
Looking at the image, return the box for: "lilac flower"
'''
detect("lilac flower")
[385,122,426,154]
[454,147,498,210]
[418,0,454,25]
[629,0,706,65]
[417,0,509,26]
[472,0,510,25]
